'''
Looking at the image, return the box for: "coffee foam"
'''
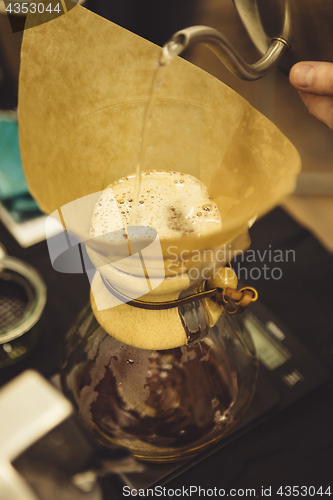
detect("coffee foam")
[91,170,222,241]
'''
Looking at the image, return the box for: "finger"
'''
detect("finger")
[298,91,333,130]
[290,62,333,96]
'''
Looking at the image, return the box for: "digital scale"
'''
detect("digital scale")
[120,298,330,491]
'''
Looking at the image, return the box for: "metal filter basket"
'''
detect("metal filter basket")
[0,256,47,367]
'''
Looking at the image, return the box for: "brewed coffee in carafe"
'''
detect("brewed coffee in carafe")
[61,302,258,461]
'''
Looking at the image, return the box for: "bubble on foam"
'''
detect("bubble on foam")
[91,171,222,240]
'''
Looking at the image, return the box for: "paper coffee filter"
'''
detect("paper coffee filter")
[19,4,301,256]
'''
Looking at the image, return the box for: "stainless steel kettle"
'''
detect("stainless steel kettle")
[165,0,333,80]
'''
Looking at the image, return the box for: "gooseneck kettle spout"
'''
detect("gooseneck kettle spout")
[163,26,290,81]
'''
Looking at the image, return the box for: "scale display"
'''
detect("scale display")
[243,314,290,370]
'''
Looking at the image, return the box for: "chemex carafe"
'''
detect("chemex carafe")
[61,233,259,462]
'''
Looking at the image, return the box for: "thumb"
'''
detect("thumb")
[289,61,333,96]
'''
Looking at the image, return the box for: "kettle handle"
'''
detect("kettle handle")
[164,26,290,81]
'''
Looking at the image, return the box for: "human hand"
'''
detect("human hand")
[289,61,333,130]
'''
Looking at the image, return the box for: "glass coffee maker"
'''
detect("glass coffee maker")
[60,212,259,462]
